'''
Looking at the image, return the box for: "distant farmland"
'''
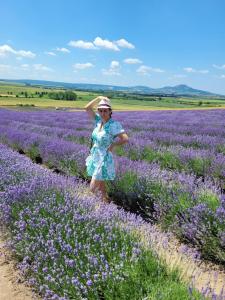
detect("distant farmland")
[1,83,225,110]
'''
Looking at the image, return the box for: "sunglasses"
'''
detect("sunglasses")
[98,109,109,113]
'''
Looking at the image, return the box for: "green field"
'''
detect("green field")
[1,83,225,110]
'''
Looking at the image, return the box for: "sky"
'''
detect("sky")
[1,0,225,94]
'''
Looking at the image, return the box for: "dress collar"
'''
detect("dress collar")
[101,117,112,126]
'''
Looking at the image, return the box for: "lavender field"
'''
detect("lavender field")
[0,107,225,299]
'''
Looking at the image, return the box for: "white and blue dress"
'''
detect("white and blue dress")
[86,113,125,180]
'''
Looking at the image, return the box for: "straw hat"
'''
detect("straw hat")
[97,98,111,109]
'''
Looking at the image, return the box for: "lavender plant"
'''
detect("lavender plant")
[0,144,205,299]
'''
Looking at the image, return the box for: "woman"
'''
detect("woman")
[85,96,129,203]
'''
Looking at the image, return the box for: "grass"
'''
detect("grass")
[1,82,225,110]
[1,95,225,111]
[115,147,214,178]
[0,96,87,108]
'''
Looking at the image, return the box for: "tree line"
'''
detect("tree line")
[14,90,77,101]
[48,91,77,100]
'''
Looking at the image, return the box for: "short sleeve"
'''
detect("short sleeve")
[111,121,125,137]
[94,113,101,126]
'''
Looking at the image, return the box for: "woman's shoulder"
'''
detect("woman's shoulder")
[110,118,121,125]
[111,119,123,127]
[109,119,124,135]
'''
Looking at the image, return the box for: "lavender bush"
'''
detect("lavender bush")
[0,143,204,299]
[0,108,225,264]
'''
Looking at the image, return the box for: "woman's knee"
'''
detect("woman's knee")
[90,178,101,193]
[90,179,96,192]
[99,181,106,192]
[90,179,106,195]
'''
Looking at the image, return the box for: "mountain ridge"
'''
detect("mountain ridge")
[0,79,224,98]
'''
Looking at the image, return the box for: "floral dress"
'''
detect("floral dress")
[85,113,125,180]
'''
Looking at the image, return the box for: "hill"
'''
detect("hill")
[0,79,224,98]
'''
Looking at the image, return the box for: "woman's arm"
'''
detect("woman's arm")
[108,133,129,152]
[85,96,105,119]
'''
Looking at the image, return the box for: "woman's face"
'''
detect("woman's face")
[98,108,111,121]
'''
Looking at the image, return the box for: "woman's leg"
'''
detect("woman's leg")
[99,181,110,203]
[90,178,109,203]
[90,177,100,194]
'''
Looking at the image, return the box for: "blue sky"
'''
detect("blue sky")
[1,0,225,94]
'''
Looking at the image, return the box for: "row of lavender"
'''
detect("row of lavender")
[1,109,225,183]
[2,119,225,184]
[2,108,225,138]
[0,143,205,300]
[2,109,225,150]
[0,109,224,264]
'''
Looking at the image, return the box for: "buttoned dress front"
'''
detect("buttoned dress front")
[85,113,125,180]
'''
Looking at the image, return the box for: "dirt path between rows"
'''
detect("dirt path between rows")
[0,227,40,300]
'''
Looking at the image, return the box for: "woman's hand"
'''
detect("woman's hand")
[96,96,103,100]
[85,96,105,119]
[98,96,109,101]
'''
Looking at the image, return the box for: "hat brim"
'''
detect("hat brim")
[97,105,111,109]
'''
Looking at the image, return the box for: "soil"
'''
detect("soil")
[0,227,40,300]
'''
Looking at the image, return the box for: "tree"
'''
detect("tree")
[64,91,77,100]
[48,91,77,101]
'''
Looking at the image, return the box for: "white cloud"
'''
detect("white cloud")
[68,40,97,49]
[33,64,53,72]
[102,60,121,76]
[68,37,135,52]
[56,47,70,53]
[0,64,16,72]
[45,51,56,56]
[0,45,16,56]
[17,50,36,58]
[137,65,165,75]
[0,44,36,58]
[137,65,151,75]
[0,63,54,76]
[212,64,225,70]
[184,67,209,74]
[220,75,225,78]
[110,60,120,69]
[124,58,142,64]
[93,37,120,51]
[115,39,135,49]
[102,69,121,76]
[151,67,164,73]
[184,67,195,73]
[73,62,94,70]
